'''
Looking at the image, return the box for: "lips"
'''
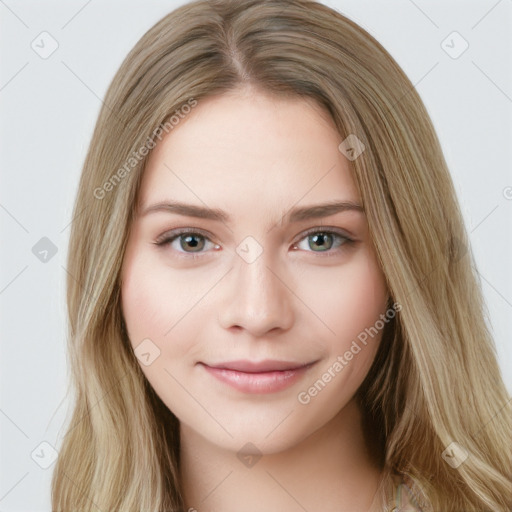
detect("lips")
[205,359,312,373]
[198,359,317,394]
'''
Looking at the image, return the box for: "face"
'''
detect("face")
[120,88,389,454]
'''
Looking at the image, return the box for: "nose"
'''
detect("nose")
[217,249,295,337]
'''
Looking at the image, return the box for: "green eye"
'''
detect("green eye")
[295,230,352,253]
[155,228,353,259]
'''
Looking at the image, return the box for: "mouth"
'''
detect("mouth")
[198,359,318,394]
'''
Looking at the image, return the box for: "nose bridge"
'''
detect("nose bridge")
[219,239,294,335]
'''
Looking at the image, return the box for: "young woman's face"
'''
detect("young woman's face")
[121,88,389,453]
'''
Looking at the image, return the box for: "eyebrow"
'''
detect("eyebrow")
[140,199,364,224]
[141,200,364,223]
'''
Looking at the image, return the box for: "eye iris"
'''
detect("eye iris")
[180,234,204,252]
[309,233,333,251]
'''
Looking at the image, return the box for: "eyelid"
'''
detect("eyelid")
[154,227,219,260]
[154,227,215,246]
[293,226,354,244]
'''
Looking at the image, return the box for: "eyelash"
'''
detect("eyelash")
[154,227,355,260]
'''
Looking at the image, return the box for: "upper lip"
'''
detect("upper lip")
[201,359,316,373]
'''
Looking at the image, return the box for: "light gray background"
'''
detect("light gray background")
[1,0,511,510]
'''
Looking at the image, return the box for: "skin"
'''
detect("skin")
[121,86,390,512]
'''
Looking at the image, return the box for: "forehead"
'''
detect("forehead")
[138,89,360,214]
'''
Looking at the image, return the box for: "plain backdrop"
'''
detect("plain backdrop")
[1,0,511,510]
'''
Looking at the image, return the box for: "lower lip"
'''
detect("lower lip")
[200,363,315,394]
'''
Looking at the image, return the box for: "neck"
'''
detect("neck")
[179,398,385,512]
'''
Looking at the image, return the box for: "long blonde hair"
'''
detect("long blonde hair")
[52,1,512,510]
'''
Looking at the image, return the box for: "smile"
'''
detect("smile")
[198,359,318,394]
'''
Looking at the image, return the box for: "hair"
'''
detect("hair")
[51,0,512,510]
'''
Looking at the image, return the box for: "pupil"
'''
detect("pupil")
[310,233,332,251]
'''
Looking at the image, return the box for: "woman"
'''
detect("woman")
[51,1,511,510]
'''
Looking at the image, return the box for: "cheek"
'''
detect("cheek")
[293,253,388,417]
[301,250,388,357]
[121,258,169,346]
[121,240,183,342]
[120,248,214,362]
[120,252,200,405]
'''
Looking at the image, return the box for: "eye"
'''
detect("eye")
[293,228,353,255]
[154,227,354,259]
[154,229,219,258]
